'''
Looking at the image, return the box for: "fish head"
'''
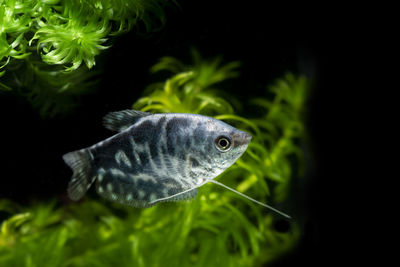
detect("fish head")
[191,116,252,179]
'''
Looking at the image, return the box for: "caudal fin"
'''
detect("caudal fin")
[63,149,94,201]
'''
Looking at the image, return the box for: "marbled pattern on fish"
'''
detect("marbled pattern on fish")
[63,110,251,207]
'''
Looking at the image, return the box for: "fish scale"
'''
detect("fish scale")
[62,109,291,219]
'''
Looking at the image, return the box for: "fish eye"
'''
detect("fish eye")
[215,136,232,152]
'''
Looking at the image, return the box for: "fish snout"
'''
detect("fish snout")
[243,132,252,143]
[232,131,252,146]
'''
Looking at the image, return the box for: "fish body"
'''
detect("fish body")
[63,110,251,207]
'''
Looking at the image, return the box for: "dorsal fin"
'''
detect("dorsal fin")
[103,109,152,132]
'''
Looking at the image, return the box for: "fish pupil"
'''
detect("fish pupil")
[215,136,231,151]
[219,139,228,147]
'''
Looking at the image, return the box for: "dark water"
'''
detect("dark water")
[0,1,350,266]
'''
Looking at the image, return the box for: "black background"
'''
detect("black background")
[0,1,358,266]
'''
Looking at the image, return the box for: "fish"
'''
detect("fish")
[63,109,290,218]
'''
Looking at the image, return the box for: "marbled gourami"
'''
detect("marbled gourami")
[63,110,290,218]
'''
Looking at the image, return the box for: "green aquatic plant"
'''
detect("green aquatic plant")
[0,0,168,71]
[0,0,171,116]
[134,49,240,114]
[1,58,99,117]
[0,53,309,266]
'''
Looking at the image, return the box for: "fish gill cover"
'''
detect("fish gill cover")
[0,1,311,266]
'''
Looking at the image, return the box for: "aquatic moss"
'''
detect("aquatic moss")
[0,52,309,266]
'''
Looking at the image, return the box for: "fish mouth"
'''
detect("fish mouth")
[243,132,252,142]
[232,131,252,146]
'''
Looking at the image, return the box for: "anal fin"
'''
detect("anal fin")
[95,170,198,208]
[95,170,150,208]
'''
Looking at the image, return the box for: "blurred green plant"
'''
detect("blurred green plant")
[0,0,171,117]
[0,52,309,266]
[1,58,99,117]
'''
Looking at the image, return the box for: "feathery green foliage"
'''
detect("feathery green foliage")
[134,49,240,114]
[1,52,309,266]
[0,0,171,117]
[1,0,168,71]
